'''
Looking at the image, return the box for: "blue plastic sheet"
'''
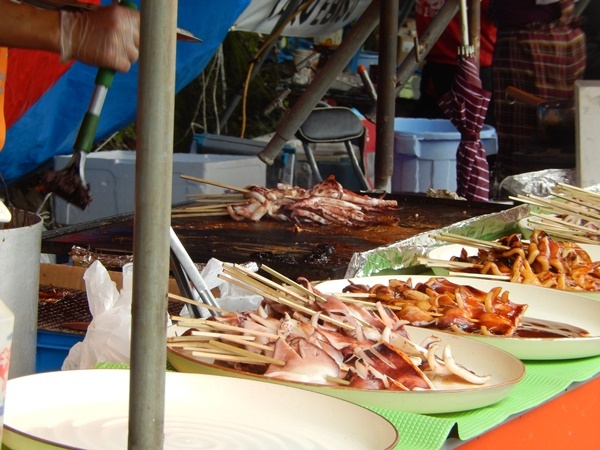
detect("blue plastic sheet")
[0,0,251,184]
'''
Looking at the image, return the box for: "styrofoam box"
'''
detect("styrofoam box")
[53,150,266,225]
[392,118,498,193]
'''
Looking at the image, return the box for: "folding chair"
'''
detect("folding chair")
[296,107,371,191]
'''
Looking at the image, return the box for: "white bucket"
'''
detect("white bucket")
[0,297,15,442]
[0,208,42,378]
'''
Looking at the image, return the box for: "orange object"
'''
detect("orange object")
[458,376,600,449]
[0,47,6,151]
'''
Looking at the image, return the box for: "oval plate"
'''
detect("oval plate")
[3,369,398,450]
[167,325,525,415]
[315,275,600,360]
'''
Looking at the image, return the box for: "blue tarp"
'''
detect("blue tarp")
[0,0,251,184]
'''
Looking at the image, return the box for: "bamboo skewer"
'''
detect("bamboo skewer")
[169,332,255,342]
[223,263,316,306]
[332,292,376,299]
[172,316,279,340]
[260,264,328,303]
[167,292,231,315]
[208,340,285,366]
[171,212,230,219]
[418,257,483,270]
[180,174,251,193]
[179,203,243,212]
[531,229,600,245]
[168,342,277,365]
[447,271,511,281]
[219,272,355,332]
[551,193,600,213]
[219,264,355,332]
[184,193,245,200]
[511,194,600,222]
[189,352,272,365]
[336,296,404,311]
[435,232,510,251]
[554,182,600,205]
[528,212,600,235]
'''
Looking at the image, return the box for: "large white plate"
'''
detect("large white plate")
[3,369,398,450]
[428,242,600,263]
[315,275,600,360]
[167,325,525,415]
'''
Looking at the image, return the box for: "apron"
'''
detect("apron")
[492,0,586,174]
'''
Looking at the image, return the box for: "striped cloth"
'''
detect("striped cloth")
[492,0,586,174]
[439,55,492,202]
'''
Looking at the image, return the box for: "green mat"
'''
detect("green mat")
[371,356,600,449]
[98,355,600,450]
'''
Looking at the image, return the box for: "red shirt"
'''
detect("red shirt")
[415,0,497,67]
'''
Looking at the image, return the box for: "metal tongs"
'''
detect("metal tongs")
[169,227,220,318]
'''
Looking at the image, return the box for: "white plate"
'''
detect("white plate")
[167,325,525,415]
[315,275,600,360]
[428,242,600,263]
[3,369,398,450]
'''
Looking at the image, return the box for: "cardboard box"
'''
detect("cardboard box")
[37,263,182,373]
[40,262,181,294]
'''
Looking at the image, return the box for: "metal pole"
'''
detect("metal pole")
[364,0,458,123]
[258,0,381,165]
[395,0,459,94]
[374,0,398,190]
[468,0,481,71]
[128,0,178,448]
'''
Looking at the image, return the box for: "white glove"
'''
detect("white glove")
[59,3,139,73]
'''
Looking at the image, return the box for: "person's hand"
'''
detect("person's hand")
[59,3,140,73]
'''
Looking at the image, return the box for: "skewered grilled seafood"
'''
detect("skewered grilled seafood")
[169,286,491,390]
[342,277,527,336]
[449,230,600,291]
[227,175,398,226]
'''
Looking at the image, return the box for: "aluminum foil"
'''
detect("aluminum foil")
[499,168,576,198]
[345,203,530,278]
[346,176,600,278]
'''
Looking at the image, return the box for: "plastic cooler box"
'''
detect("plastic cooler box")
[53,150,266,225]
[392,118,498,193]
[36,330,84,373]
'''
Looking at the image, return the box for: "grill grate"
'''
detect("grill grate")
[38,285,184,335]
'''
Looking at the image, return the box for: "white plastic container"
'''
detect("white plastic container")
[392,118,498,193]
[0,298,15,442]
[0,208,41,379]
[53,151,267,225]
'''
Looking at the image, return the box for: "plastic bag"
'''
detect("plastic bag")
[62,261,133,370]
[179,258,263,318]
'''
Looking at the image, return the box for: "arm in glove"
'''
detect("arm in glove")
[60,3,140,73]
[0,0,139,73]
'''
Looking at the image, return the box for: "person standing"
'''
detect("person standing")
[491,0,586,177]
[413,0,498,123]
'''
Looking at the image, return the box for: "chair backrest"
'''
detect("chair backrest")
[296,107,364,143]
